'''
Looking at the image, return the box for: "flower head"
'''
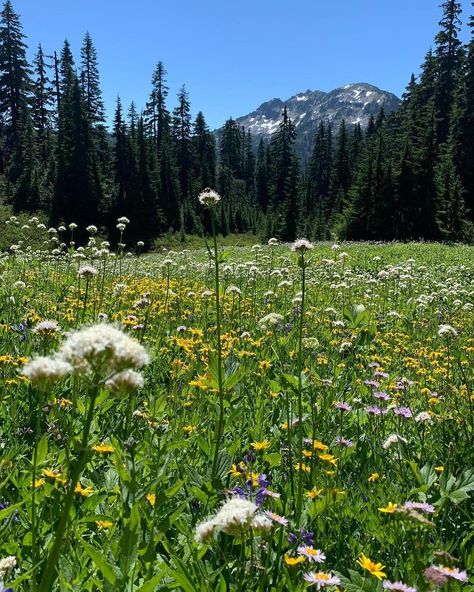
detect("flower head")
[198,188,221,207]
[291,238,314,252]
[303,572,341,589]
[357,554,387,580]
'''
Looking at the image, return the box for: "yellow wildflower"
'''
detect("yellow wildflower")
[251,440,271,452]
[357,554,386,580]
[378,502,398,513]
[147,492,156,507]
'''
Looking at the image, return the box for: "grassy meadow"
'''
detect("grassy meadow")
[0,217,473,591]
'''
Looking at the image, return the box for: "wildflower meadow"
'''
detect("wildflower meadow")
[0,194,473,591]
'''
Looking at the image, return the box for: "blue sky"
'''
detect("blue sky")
[12,0,473,129]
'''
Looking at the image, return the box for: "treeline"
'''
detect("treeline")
[0,0,473,244]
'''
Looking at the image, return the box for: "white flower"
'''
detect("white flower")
[415,411,432,423]
[33,320,60,334]
[0,555,17,578]
[438,324,458,338]
[78,265,98,277]
[58,324,150,376]
[291,238,314,252]
[198,188,221,207]
[194,519,216,544]
[69,222,78,230]
[258,313,284,329]
[251,514,273,533]
[117,216,130,224]
[213,497,258,536]
[268,237,278,245]
[22,357,72,390]
[106,369,145,394]
[383,434,407,450]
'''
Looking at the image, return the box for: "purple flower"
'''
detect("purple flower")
[383,581,417,592]
[364,380,381,388]
[335,436,353,447]
[394,406,412,418]
[404,501,435,514]
[303,572,341,589]
[334,401,352,412]
[373,371,389,379]
[365,405,389,415]
[373,391,391,401]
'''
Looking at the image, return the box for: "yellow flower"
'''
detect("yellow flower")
[75,483,94,497]
[284,554,305,566]
[259,360,272,370]
[306,487,323,499]
[96,520,113,530]
[378,502,398,513]
[33,479,45,488]
[357,554,387,580]
[368,472,380,482]
[435,466,444,473]
[147,492,156,507]
[313,441,329,451]
[229,462,246,477]
[92,443,115,453]
[294,463,310,473]
[318,453,337,466]
[183,425,197,433]
[251,440,271,452]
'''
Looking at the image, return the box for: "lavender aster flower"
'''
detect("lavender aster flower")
[383,581,417,592]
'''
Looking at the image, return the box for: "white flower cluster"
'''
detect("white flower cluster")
[258,312,284,329]
[291,238,314,252]
[198,188,221,207]
[22,324,149,391]
[0,555,17,578]
[195,497,271,544]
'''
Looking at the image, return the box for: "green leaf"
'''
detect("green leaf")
[135,572,167,592]
[34,434,48,466]
[80,540,122,586]
[119,503,141,576]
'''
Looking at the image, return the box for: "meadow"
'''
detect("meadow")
[0,209,473,591]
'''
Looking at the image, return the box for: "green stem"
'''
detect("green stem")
[210,211,225,482]
[296,253,306,526]
[38,387,99,592]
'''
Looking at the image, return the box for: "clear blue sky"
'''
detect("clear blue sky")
[12,0,472,129]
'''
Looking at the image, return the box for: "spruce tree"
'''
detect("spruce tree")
[32,43,53,164]
[80,32,105,126]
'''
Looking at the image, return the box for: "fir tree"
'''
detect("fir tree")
[80,32,105,126]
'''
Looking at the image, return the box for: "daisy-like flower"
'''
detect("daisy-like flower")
[264,510,288,526]
[383,580,417,592]
[251,440,271,452]
[357,554,387,580]
[303,572,341,589]
[198,188,221,207]
[284,554,305,566]
[297,547,326,563]
[92,443,115,453]
[33,320,61,335]
[368,472,380,482]
[425,565,468,583]
[403,501,435,514]
[378,502,398,513]
[437,324,458,338]
[96,520,113,530]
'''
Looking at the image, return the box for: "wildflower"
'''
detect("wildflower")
[96,520,113,530]
[313,441,329,451]
[198,187,221,207]
[195,519,216,544]
[435,466,444,473]
[303,572,341,589]
[357,554,387,580]
[106,369,145,395]
[78,265,98,277]
[58,324,149,376]
[403,501,435,514]
[258,312,284,329]
[297,547,326,563]
[383,581,417,592]
[146,493,156,507]
[264,511,288,526]
[284,554,305,566]
[415,411,432,423]
[251,440,271,452]
[438,324,458,338]
[33,320,60,335]
[335,436,353,447]
[92,443,114,453]
[21,356,72,390]
[333,401,352,412]
[291,239,314,252]
[383,434,407,450]
[295,463,311,473]
[0,556,16,579]
[86,225,98,234]
[318,453,337,466]
[229,462,247,477]
[251,514,273,533]
[306,487,323,499]
[211,497,258,536]
[268,237,278,245]
[368,473,380,482]
[394,406,412,418]
[378,502,398,513]
[430,566,468,582]
[75,483,94,497]
[34,479,45,488]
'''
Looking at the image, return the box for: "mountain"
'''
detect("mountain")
[217,83,401,159]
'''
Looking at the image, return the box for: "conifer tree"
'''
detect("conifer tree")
[80,32,105,126]
[0,0,31,156]
[32,44,53,164]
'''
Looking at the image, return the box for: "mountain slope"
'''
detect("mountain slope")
[218,83,401,158]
